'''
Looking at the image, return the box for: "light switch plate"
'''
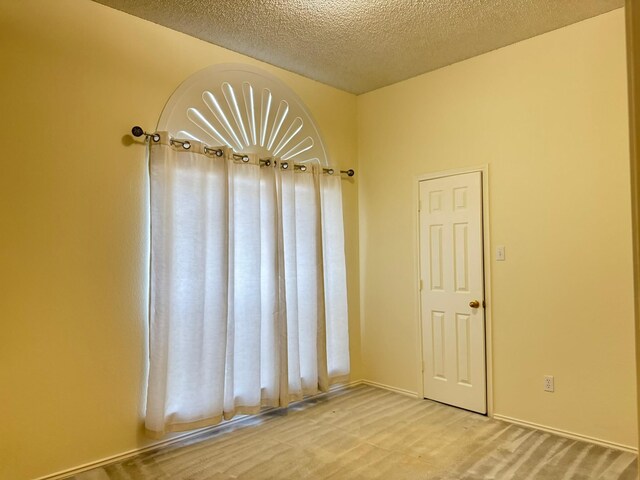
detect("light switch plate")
[496,246,505,261]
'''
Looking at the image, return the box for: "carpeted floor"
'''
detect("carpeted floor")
[69,385,637,479]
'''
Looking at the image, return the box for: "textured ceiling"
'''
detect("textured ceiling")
[93,0,624,94]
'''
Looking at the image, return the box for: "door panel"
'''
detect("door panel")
[419,172,486,414]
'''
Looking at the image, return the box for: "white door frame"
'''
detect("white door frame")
[414,165,494,416]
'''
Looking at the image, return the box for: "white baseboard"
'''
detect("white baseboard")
[40,384,633,480]
[358,382,636,455]
[36,381,365,480]
[34,415,252,480]
[492,413,638,454]
[330,379,365,392]
[359,379,419,398]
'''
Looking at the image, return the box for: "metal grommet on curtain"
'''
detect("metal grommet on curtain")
[204,146,224,157]
[259,158,277,168]
[170,138,191,150]
[233,153,250,163]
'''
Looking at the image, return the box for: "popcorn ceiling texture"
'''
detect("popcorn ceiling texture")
[93,0,623,94]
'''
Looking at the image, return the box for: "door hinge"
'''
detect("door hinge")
[419,279,423,291]
[483,300,486,308]
[418,200,422,212]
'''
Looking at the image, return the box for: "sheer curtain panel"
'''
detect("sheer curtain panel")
[145,133,349,438]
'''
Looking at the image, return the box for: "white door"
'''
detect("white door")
[419,172,486,414]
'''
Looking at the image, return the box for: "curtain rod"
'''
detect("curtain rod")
[132,126,355,177]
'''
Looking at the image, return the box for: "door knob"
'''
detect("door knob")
[469,300,480,308]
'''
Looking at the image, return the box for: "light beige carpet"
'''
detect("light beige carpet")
[70,385,637,479]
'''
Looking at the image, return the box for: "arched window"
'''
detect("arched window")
[144,64,350,438]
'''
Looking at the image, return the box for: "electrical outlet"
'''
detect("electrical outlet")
[544,375,554,392]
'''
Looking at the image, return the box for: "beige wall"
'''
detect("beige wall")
[1,1,637,478]
[625,0,640,459]
[0,2,360,479]
[358,9,637,449]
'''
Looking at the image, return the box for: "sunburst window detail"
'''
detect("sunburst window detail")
[158,64,329,167]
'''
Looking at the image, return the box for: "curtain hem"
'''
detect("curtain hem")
[146,377,351,439]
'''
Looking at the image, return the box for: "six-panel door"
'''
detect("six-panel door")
[419,172,486,414]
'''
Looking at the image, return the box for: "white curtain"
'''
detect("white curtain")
[145,133,349,438]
